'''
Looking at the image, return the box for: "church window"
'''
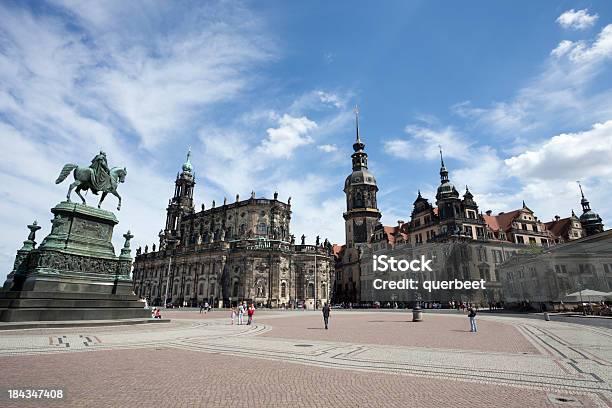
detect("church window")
[198,283,203,295]
[307,283,315,298]
[257,223,267,235]
[232,281,239,297]
[281,281,287,298]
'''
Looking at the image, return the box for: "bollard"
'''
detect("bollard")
[544,312,550,321]
[412,306,423,322]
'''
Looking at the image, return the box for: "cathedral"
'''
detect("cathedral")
[131,150,334,309]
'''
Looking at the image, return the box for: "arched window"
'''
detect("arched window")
[233,281,239,297]
[321,283,326,298]
[281,281,287,298]
[198,283,204,295]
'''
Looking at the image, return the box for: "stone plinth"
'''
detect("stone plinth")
[0,202,149,322]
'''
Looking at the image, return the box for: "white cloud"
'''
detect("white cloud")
[317,91,344,109]
[257,114,317,158]
[505,120,612,180]
[552,24,612,64]
[557,9,598,30]
[551,40,574,58]
[453,24,612,139]
[384,123,471,161]
[318,144,338,153]
[383,139,413,157]
[277,175,345,245]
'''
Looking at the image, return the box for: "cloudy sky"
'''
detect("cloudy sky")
[1,1,611,281]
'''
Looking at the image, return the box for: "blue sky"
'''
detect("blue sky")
[1,1,611,281]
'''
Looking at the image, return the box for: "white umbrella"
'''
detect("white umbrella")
[563,289,610,303]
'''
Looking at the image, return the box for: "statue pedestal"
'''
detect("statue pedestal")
[0,202,149,322]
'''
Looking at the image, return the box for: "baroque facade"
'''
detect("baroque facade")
[132,150,334,309]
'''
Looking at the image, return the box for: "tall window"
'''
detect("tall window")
[233,281,239,297]
[257,223,267,235]
[281,282,287,298]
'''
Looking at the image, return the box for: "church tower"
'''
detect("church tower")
[343,107,381,247]
[577,182,604,236]
[163,148,196,247]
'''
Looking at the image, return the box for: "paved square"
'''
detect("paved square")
[0,310,610,407]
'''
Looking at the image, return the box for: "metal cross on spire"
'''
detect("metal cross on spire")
[438,145,445,167]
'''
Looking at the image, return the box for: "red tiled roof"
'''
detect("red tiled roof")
[545,218,571,238]
[484,210,520,232]
[381,225,409,245]
[331,244,344,256]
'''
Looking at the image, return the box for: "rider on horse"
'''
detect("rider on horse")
[89,151,112,194]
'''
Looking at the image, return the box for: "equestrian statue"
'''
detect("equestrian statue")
[55,151,127,211]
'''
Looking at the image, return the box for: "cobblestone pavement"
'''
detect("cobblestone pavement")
[0,311,610,407]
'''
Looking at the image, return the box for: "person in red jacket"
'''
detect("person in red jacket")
[247,304,255,325]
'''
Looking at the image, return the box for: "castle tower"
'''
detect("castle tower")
[164,148,196,245]
[577,182,604,236]
[343,107,381,247]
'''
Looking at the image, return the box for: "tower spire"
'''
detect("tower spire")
[577,180,585,199]
[577,181,590,211]
[182,146,193,174]
[438,145,449,183]
[354,105,360,144]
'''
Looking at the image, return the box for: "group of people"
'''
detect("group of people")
[231,302,256,325]
[151,307,162,319]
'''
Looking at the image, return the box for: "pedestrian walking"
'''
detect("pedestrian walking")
[468,305,477,332]
[204,301,209,314]
[238,303,245,325]
[154,308,162,319]
[231,307,236,325]
[247,304,255,325]
[322,303,331,330]
[199,302,204,314]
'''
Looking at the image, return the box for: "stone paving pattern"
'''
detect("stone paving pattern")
[0,310,610,407]
[0,348,587,408]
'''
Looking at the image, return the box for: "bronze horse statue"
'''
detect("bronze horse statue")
[55,164,127,211]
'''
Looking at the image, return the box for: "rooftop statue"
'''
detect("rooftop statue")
[55,151,127,211]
